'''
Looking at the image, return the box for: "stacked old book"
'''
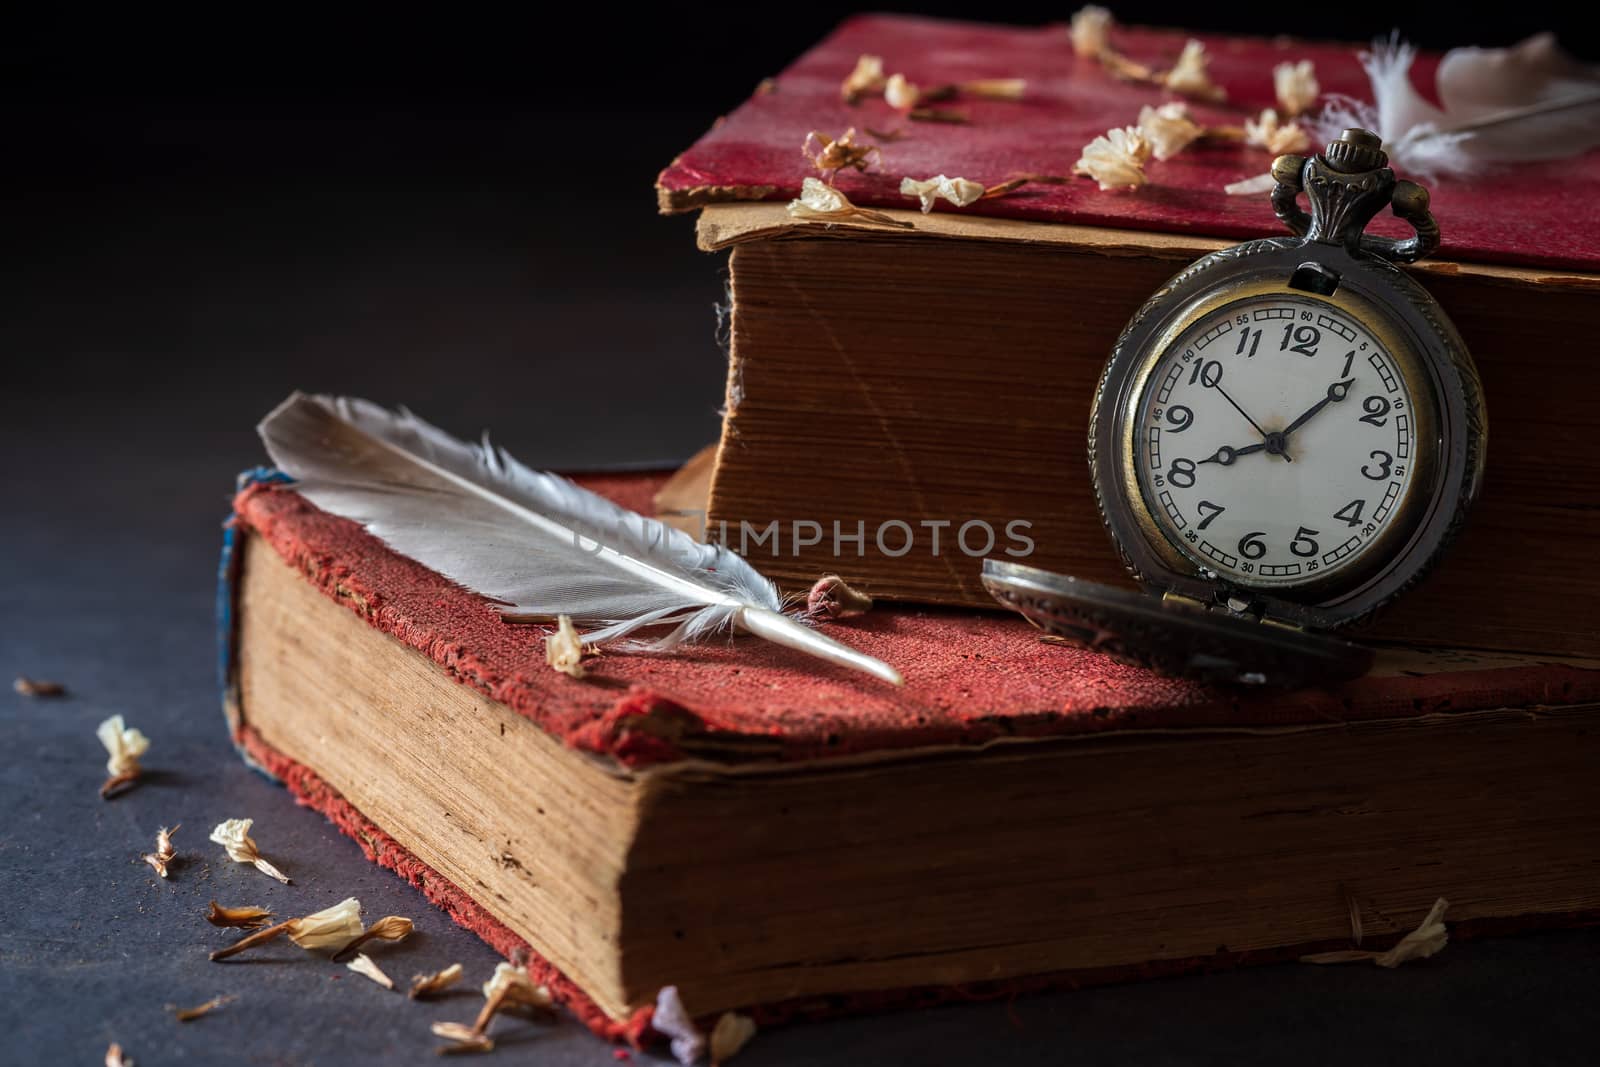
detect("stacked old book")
[657,14,1600,657]
[218,14,1600,1053]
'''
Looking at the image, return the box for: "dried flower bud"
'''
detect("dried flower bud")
[14,676,65,697]
[410,963,465,999]
[1244,108,1310,155]
[958,78,1026,100]
[1070,6,1113,58]
[1137,102,1204,162]
[653,986,706,1067]
[206,901,273,929]
[1162,39,1226,102]
[841,54,886,103]
[710,1012,758,1065]
[97,715,149,798]
[1274,59,1319,117]
[333,914,416,960]
[172,994,236,1022]
[474,961,554,1031]
[1302,898,1450,967]
[209,818,292,884]
[546,616,586,679]
[1073,127,1151,190]
[105,1041,133,1067]
[433,1021,495,1054]
[1224,172,1277,196]
[806,574,875,618]
[143,824,180,879]
[287,897,365,950]
[884,72,920,110]
[898,174,986,214]
[348,952,396,989]
[787,178,912,229]
[802,128,879,180]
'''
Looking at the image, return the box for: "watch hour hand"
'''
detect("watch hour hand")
[1197,442,1267,466]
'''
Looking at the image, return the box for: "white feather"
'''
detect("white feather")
[257,393,901,685]
[1313,33,1600,179]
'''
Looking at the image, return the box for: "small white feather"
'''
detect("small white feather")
[257,394,901,685]
[1314,33,1600,180]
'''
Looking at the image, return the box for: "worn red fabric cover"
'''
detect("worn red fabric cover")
[232,477,1600,771]
[656,15,1600,272]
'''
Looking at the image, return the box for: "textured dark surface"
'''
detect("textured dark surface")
[4,13,1598,1061]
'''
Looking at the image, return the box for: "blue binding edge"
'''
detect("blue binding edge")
[218,467,293,778]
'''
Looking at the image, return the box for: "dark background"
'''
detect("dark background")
[4,5,1598,1065]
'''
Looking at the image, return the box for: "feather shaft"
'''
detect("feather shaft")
[739,606,903,686]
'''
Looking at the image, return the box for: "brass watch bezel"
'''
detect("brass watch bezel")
[1090,237,1485,632]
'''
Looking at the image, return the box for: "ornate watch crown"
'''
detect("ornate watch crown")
[1322,128,1387,173]
[1268,127,1439,264]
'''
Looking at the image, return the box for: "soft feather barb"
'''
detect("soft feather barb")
[257,393,901,685]
[1313,32,1600,179]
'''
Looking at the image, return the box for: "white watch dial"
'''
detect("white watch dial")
[1134,294,1419,588]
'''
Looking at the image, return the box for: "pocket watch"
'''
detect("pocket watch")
[985,129,1486,688]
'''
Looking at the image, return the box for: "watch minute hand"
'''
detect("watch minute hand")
[1283,378,1355,437]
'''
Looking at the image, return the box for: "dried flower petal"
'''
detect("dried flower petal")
[1137,102,1204,161]
[841,54,886,104]
[348,952,396,989]
[806,574,874,619]
[411,963,465,999]
[206,901,273,929]
[884,72,920,110]
[1162,39,1226,102]
[959,78,1026,100]
[1274,59,1319,117]
[1073,127,1151,190]
[173,994,236,1022]
[1301,898,1450,967]
[1070,6,1113,58]
[787,177,912,229]
[334,914,416,960]
[106,1041,132,1067]
[287,897,365,950]
[908,107,969,124]
[1244,108,1310,155]
[898,174,985,214]
[209,818,292,884]
[546,615,586,679]
[802,128,879,180]
[14,676,65,697]
[143,824,181,878]
[654,986,706,1067]
[97,715,149,798]
[433,1021,495,1055]
[710,1012,758,1066]
[1224,172,1277,196]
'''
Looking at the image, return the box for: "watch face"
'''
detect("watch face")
[1132,293,1422,589]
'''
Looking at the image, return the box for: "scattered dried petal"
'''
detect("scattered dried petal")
[898,174,985,214]
[410,963,465,999]
[787,177,912,229]
[143,824,181,878]
[802,128,880,180]
[1244,108,1311,155]
[172,994,236,1022]
[334,914,416,960]
[806,574,876,618]
[473,960,554,1033]
[1070,6,1113,58]
[206,901,273,929]
[908,107,969,124]
[14,676,65,697]
[654,986,706,1067]
[286,897,365,950]
[1274,59,1319,117]
[97,715,149,798]
[209,818,292,884]
[348,952,396,990]
[546,615,586,679]
[710,1012,758,1066]
[1137,102,1204,161]
[1224,172,1277,196]
[106,1042,133,1067]
[884,72,919,110]
[1073,126,1151,190]
[1301,898,1450,967]
[433,1021,495,1055]
[958,77,1026,100]
[1162,39,1226,102]
[840,54,886,104]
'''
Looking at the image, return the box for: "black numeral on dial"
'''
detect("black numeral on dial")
[1166,404,1194,432]
[1290,526,1320,558]
[1238,531,1266,560]
[1195,500,1225,530]
[1334,499,1366,527]
[1188,360,1223,387]
[1362,451,1394,480]
[1235,328,1262,357]
[1280,324,1321,356]
[1359,396,1390,426]
[1168,457,1197,488]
